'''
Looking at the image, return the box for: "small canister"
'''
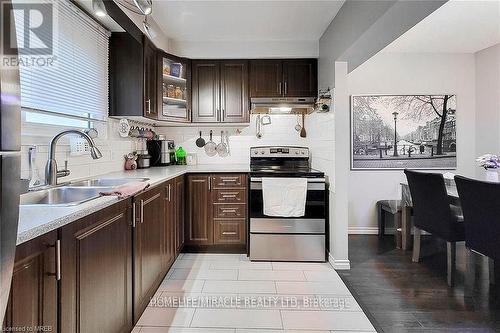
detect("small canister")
[136,150,151,169]
[174,86,183,99]
[167,85,175,98]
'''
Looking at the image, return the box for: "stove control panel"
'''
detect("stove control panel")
[250,146,309,158]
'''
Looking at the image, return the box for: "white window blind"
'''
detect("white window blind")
[14,0,110,121]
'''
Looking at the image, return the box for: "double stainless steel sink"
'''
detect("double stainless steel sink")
[21,177,149,207]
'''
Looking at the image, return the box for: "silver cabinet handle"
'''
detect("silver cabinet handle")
[168,184,171,202]
[132,203,136,228]
[140,199,144,223]
[221,177,237,182]
[222,193,237,198]
[208,177,212,191]
[222,231,237,235]
[146,99,151,114]
[278,82,282,95]
[284,81,287,95]
[222,209,237,213]
[55,239,61,281]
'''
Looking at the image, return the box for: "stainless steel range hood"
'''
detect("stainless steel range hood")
[250,97,315,114]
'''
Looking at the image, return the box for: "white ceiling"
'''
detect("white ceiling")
[384,0,500,54]
[151,0,344,42]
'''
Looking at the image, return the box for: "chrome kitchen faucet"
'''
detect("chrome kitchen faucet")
[45,129,102,185]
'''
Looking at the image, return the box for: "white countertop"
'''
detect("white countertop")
[17,164,250,245]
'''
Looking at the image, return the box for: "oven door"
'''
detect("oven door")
[249,177,326,219]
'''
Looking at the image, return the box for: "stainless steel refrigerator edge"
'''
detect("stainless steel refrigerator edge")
[0,0,22,323]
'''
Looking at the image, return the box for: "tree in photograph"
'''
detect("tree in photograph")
[387,95,455,155]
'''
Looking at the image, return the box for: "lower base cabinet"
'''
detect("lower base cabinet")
[133,185,166,322]
[2,231,58,332]
[134,176,184,322]
[185,173,247,249]
[175,176,185,255]
[60,199,133,333]
[2,174,187,333]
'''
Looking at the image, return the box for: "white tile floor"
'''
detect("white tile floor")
[133,254,376,333]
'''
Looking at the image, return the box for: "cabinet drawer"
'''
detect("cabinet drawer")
[213,189,247,203]
[214,204,246,219]
[212,174,247,188]
[214,219,246,244]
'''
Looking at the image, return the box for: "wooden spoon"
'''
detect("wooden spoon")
[300,113,307,138]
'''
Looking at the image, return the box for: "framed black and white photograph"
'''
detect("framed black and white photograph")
[351,94,457,170]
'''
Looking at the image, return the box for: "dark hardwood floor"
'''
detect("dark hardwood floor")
[338,235,500,333]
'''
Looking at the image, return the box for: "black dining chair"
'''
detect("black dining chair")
[455,175,500,286]
[404,170,465,286]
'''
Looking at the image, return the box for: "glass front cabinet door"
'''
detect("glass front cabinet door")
[158,53,191,122]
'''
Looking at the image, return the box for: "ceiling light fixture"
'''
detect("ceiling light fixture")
[115,0,152,16]
[133,0,152,15]
[143,15,156,39]
[92,0,107,17]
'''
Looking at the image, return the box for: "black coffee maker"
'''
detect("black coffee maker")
[147,135,175,166]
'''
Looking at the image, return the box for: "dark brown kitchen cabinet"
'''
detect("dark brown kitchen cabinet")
[192,61,220,122]
[175,176,185,254]
[185,173,247,249]
[185,174,213,245]
[2,231,58,332]
[158,53,191,122]
[133,186,166,322]
[249,60,283,97]
[109,32,158,119]
[249,59,317,98]
[220,61,249,123]
[164,179,175,270]
[143,37,158,119]
[212,174,247,246]
[60,200,133,333]
[282,59,317,97]
[192,60,249,123]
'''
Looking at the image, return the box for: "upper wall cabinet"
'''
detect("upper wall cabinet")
[158,53,191,122]
[109,33,157,120]
[249,59,317,98]
[249,60,282,97]
[192,60,249,123]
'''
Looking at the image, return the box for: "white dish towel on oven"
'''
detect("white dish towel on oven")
[262,177,307,217]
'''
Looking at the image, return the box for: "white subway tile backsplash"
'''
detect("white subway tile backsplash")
[156,115,310,165]
[21,114,336,183]
[21,118,137,183]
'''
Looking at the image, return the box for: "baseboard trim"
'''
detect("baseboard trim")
[328,252,351,270]
[348,227,395,235]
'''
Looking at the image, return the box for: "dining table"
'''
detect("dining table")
[399,171,499,250]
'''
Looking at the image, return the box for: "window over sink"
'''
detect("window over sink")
[12,0,110,130]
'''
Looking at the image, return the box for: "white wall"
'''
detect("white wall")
[475,43,500,163]
[346,52,476,233]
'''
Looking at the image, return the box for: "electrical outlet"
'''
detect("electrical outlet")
[70,137,90,156]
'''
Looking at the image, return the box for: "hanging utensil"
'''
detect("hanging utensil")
[216,131,229,157]
[295,113,302,132]
[256,114,262,139]
[300,112,307,138]
[204,130,217,156]
[195,131,206,148]
[261,114,271,125]
[225,131,231,156]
